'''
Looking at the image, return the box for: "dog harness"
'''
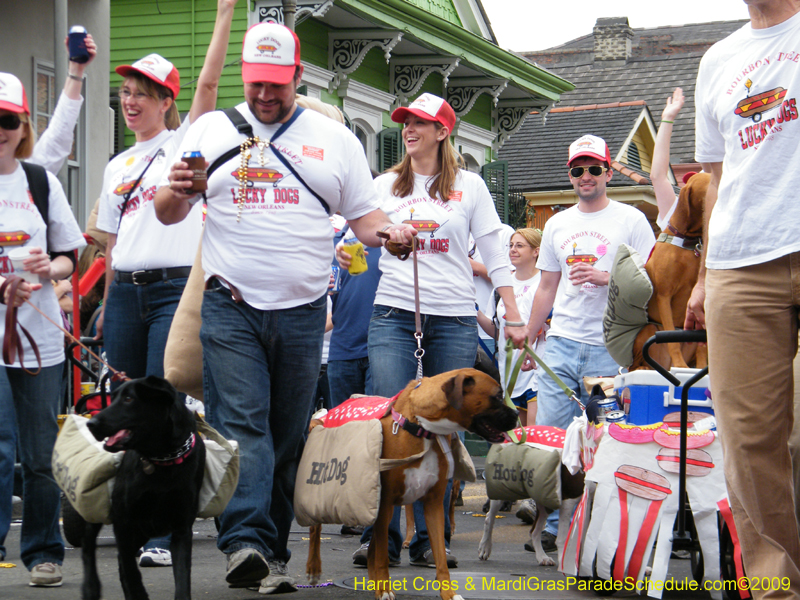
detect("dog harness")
[141,432,197,474]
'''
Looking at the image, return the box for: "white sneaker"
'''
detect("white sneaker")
[139,547,172,567]
[258,560,297,594]
[29,563,62,587]
[515,498,538,525]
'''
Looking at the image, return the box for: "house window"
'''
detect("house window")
[626,143,643,171]
[34,62,56,139]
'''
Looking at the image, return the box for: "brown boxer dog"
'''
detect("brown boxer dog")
[306,368,517,600]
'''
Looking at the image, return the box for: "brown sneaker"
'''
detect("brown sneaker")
[29,563,63,587]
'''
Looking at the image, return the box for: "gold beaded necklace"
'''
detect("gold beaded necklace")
[236,137,270,222]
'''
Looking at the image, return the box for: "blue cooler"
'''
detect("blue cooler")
[614,368,713,425]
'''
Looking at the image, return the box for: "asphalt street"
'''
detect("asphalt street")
[2,467,714,600]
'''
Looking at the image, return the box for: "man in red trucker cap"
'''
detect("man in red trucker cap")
[519,134,655,550]
[155,21,415,594]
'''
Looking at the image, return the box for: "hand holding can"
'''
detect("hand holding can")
[341,238,368,275]
[68,26,90,63]
[182,151,207,194]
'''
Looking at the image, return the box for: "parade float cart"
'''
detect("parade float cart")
[561,331,746,600]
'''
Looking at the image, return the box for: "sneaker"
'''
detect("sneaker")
[541,531,557,553]
[139,547,172,567]
[352,542,400,567]
[410,548,458,568]
[499,500,514,512]
[515,499,538,525]
[258,560,298,595]
[226,548,270,588]
[29,563,62,587]
[454,489,464,507]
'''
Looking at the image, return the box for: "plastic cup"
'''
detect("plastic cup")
[8,247,38,283]
[68,26,90,64]
[563,267,580,297]
[342,238,368,275]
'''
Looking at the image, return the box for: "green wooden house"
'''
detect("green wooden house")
[110,0,573,219]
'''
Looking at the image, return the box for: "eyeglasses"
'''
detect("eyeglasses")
[569,165,607,178]
[509,243,531,250]
[118,89,151,101]
[0,114,22,131]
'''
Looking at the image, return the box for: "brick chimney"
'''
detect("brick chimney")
[593,17,633,62]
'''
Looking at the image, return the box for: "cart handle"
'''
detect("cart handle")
[642,329,707,386]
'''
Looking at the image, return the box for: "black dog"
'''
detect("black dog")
[82,375,206,600]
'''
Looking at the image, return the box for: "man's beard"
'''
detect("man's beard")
[246,98,293,125]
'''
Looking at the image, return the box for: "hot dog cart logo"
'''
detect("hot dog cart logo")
[230,167,283,184]
[0,230,31,247]
[402,208,449,253]
[113,181,136,196]
[736,79,798,150]
[254,36,282,57]
[565,242,599,269]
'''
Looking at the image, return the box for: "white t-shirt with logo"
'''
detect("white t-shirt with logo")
[538,201,655,347]
[374,170,509,316]
[97,121,203,271]
[695,11,800,269]
[485,272,543,397]
[0,163,86,367]
[164,103,380,310]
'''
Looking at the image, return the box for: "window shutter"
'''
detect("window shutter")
[377,128,402,173]
[481,160,509,224]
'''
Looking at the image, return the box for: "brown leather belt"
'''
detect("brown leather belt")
[115,266,192,285]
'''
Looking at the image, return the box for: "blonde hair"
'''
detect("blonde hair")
[389,122,465,201]
[512,228,542,250]
[122,72,180,131]
[15,114,36,159]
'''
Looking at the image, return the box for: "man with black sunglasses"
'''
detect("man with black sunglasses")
[521,134,655,551]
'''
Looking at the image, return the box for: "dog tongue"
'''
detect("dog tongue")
[105,429,131,448]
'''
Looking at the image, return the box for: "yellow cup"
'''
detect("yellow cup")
[81,382,95,396]
[342,239,368,275]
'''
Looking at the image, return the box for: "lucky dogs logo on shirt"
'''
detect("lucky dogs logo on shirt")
[397,200,453,254]
[113,154,160,217]
[228,146,301,211]
[735,79,798,150]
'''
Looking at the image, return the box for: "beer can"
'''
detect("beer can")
[182,151,207,194]
[342,237,368,275]
[596,396,620,421]
[330,265,342,295]
[605,410,627,424]
[69,26,90,64]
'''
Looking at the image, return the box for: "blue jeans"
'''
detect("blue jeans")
[327,357,372,408]
[365,305,477,560]
[0,364,65,568]
[536,336,618,535]
[104,277,187,552]
[104,278,188,384]
[200,280,326,562]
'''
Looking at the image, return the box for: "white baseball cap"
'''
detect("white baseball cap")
[116,54,181,99]
[567,135,611,166]
[0,73,29,115]
[242,22,301,85]
[391,93,457,133]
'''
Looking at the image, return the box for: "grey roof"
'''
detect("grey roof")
[518,19,749,165]
[499,104,650,192]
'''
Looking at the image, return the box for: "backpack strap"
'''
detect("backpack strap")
[209,106,331,215]
[20,162,49,226]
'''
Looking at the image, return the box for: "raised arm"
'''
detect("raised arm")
[651,88,685,226]
[188,0,239,122]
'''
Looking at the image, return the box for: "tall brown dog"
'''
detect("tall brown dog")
[306,369,517,600]
[633,173,709,370]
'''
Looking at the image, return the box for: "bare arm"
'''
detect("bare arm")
[685,161,722,330]
[477,309,496,338]
[346,210,416,248]
[63,34,97,100]
[188,0,239,123]
[470,258,491,282]
[652,88,684,222]
[154,164,197,225]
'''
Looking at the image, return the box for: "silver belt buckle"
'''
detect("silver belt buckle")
[131,270,147,285]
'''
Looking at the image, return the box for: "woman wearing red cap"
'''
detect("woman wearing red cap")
[0,72,86,586]
[95,0,238,568]
[338,92,525,567]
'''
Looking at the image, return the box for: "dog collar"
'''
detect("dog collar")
[661,226,702,257]
[141,432,197,474]
[391,407,436,440]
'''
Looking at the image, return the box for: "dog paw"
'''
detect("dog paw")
[378,592,396,600]
[478,542,491,561]
[307,573,319,586]
[538,556,556,567]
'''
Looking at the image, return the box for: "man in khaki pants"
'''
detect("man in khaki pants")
[688,1,800,597]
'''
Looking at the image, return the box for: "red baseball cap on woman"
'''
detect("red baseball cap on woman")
[391,93,456,133]
[0,73,30,115]
[116,54,181,99]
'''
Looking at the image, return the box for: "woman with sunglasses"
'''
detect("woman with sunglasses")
[478,227,545,427]
[0,73,86,587]
[337,92,525,569]
[95,0,238,568]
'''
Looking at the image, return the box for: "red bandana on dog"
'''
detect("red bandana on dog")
[321,393,401,428]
